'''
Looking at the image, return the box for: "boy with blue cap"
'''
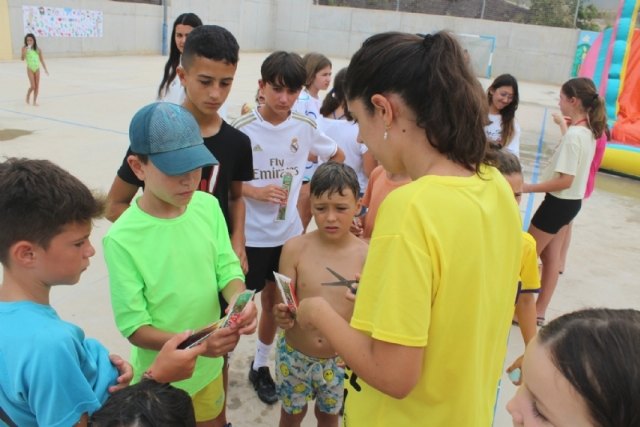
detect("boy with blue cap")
[103,102,257,427]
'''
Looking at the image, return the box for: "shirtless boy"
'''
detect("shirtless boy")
[273,162,367,427]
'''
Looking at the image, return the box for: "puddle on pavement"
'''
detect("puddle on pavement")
[0,129,33,141]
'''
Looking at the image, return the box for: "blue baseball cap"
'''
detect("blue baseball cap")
[129,102,217,175]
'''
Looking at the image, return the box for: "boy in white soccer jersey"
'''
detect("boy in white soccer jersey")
[232,51,344,405]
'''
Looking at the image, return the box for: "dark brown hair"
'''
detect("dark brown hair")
[539,308,640,427]
[487,74,519,148]
[0,158,104,265]
[90,380,195,427]
[261,51,306,90]
[320,67,352,120]
[310,161,360,200]
[344,31,489,173]
[181,25,239,70]
[561,77,607,139]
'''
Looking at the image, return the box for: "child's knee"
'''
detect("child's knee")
[280,404,307,426]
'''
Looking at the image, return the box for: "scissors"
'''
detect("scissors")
[321,267,358,294]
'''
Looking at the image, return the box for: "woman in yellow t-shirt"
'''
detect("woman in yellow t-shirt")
[294,31,522,426]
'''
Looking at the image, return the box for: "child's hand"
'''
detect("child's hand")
[108,354,133,393]
[203,326,241,358]
[147,331,206,383]
[350,217,363,237]
[231,300,258,335]
[295,297,329,331]
[552,112,564,125]
[273,302,295,329]
[255,184,288,205]
[232,243,249,274]
[506,355,524,385]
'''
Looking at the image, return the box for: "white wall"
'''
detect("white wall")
[6,0,577,84]
[273,4,578,84]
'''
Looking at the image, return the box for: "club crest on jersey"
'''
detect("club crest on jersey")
[253,144,263,152]
[290,138,299,153]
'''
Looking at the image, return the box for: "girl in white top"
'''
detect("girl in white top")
[293,53,332,125]
[293,53,333,230]
[157,13,202,104]
[320,68,376,193]
[485,74,521,157]
[157,13,229,119]
[523,77,606,324]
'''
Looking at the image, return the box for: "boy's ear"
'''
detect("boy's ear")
[370,94,394,126]
[10,241,38,268]
[127,155,146,181]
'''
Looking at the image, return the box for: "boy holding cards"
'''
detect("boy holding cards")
[273,162,367,426]
[103,102,257,427]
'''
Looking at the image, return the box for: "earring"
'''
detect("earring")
[383,129,388,141]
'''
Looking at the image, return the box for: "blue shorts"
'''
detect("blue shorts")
[275,333,344,414]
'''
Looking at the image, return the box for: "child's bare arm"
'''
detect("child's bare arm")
[38,49,48,74]
[106,176,138,222]
[229,181,248,273]
[273,239,299,329]
[552,113,569,135]
[515,293,537,345]
[329,147,345,163]
[145,331,206,383]
[128,325,175,351]
[73,413,89,427]
[524,172,574,193]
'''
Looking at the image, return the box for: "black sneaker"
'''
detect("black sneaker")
[248,360,278,404]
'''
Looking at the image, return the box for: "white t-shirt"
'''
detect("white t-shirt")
[322,118,369,193]
[293,88,323,127]
[293,88,325,179]
[484,113,521,157]
[542,126,595,200]
[160,76,185,105]
[232,109,338,247]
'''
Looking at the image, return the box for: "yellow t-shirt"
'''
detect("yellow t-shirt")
[345,166,521,427]
[542,126,595,200]
[518,231,540,297]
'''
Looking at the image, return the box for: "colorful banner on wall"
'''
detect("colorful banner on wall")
[22,5,103,37]
[572,30,600,77]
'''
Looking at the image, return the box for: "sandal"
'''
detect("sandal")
[536,316,545,327]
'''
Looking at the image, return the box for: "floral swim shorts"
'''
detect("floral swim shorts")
[275,333,344,414]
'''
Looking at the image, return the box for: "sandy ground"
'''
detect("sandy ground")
[1,53,639,427]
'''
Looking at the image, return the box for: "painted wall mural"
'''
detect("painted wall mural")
[22,5,103,38]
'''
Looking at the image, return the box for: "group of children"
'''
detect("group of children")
[4,18,637,427]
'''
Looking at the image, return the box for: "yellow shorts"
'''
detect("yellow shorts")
[191,374,225,422]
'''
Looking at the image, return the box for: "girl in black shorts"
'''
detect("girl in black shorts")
[523,77,607,324]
